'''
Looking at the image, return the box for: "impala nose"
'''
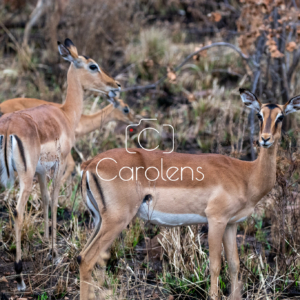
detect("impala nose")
[261,137,270,143]
[260,134,272,148]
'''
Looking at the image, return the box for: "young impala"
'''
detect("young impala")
[79,89,300,300]
[0,97,135,183]
[0,38,120,291]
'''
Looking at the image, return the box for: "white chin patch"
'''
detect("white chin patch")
[108,91,117,98]
[17,279,26,291]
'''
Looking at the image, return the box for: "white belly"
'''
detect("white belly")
[230,215,248,223]
[137,202,208,226]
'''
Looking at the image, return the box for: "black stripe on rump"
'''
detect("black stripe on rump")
[0,136,3,176]
[14,135,27,172]
[4,135,9,178]
[86,175,100,216]
[92,173,107,211]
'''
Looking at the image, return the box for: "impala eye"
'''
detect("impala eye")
[256,113,263,121]
[277,115,284,122]
[123,106,129,114]
[89,64,98,71]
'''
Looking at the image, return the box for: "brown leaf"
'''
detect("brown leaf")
[271,49,284,58]
[143,59,154,68]
[193,44,207,60]
[188,93,196,102]
[207,12,222,22]
[286,41,297,52]
[167,67,176,82]
[0,276,8,283]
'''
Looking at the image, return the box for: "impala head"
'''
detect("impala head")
[240,88,300,148]
[58,38,120,97]
[108,98,135,124]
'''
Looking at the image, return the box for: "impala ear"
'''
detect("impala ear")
[58,41,75,62]
[64,38,79,59]
[58,39,82,66]
[284,95,300,115]
[239,88,261,113]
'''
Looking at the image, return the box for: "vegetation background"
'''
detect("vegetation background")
[2,0,300,299]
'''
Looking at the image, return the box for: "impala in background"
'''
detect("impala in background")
[0,97,135,183]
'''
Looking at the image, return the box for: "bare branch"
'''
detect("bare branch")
[287,47,300,83]
[121,42,253,93]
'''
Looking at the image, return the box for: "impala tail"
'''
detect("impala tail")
[81,169,102,227]
[81,168,106,247]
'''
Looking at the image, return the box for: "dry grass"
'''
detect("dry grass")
[1,1,300,299]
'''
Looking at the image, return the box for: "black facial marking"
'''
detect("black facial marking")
[4,135,9,178]
[14,260,23,274]
[275,115,284,130]
[82,55,89,60]
[92,173,106,211]
[266,103,280,110]
[14,135,27,172]
[77,255,82,265]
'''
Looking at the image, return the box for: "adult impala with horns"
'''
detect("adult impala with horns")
[79,89,300,299]
[0,38,120,291]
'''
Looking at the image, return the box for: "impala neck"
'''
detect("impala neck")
[250,141,278,203]
[61,64,84,130]
[76,104,115,137]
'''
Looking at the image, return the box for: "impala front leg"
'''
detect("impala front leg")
[207,217,227,300]
[37,172,50,241]
[51,162,66,259]
[223,223,241,300]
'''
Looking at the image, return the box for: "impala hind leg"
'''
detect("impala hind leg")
[37,172,50,241]
[223,224,241,300]
[207,218,227,300]
[78,217,133,300]
[14,173,34,291]
[50,162,66,259]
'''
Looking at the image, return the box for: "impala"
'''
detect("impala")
[0,38,120,291]
[62,99,135,183]
[0,97,135,183]
[78,89,300,300]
